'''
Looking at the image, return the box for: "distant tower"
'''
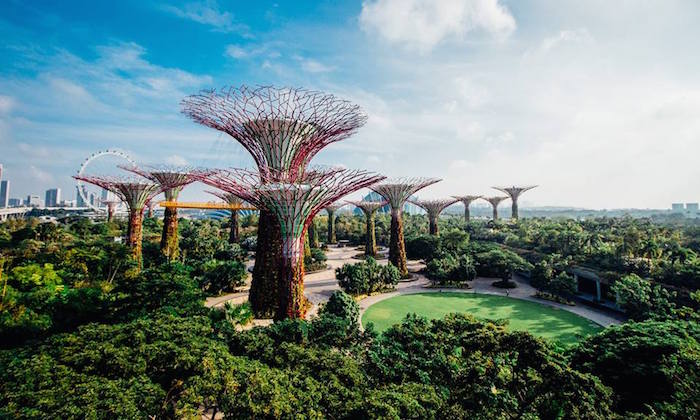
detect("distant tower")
[0,180,9,208]
[410,198,457,236]
[346,200,386,256]
[371,178,441,277]
[482,196,509,221]
[45,188,61,207]
[492,185,537,220]
[451,195,482,223]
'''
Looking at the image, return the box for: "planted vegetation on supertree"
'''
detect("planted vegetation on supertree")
[371,178,440,277]
[206,190,245,244]
[346,200,386,256]
[324,202,344,244]
[410,198,458,236]
[181,85,367,318]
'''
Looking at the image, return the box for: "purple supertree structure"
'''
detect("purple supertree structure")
[371,178,441,277]
[346,200,386,256]
[206,190,245,244]
[121,165,199,260]
[100,199,121,223]
[452,195,482,223]
[482,196,509,221]
[182,85,367,318]
[198,167,384,319]
[410,198,458,236]
[492,185,538,220]
[324,202,345,244]
[73,175,161,269]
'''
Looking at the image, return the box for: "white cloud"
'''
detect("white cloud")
[165,155,189,166]
[0,95,15,114]
[162,1,249,35]
[225,44,248,59]
[360,0,516,52]
[299,58,335,73]
[540,29,593,53]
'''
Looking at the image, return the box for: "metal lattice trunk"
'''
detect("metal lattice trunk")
[492,186,538,220]
[182,86,368,317]
[371,178,440,277]
[411,199,457,236]
[324,203,343,244]
[452,195,482,223]
[347,200,386,256]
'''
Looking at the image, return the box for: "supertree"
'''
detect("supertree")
[73,175,161,268]
[324,202,345,244]
[371,178,440,277]
[482,196,509,221]
[452,195,482,223]
[182,85,367,318]
[493,185,538,220]
[346,200,386,256]
[121,165,199,260]
[308,217,320,248]
[198,167,384,319]
[206,190,245,244]
[100,199,120,223]
[411,198,457,236]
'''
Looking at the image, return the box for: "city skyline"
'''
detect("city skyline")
[1,1,700,208]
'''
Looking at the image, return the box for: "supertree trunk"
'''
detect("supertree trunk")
[327,210,336,244]
[464,206,470,223]
[493,207,499,220]
[304,232,311,259]
[228,210,239,244]
[250,210,281,317]
[389,208,408,276]
[429,217,439,236]
[127,209,144,269]
[308,219,320,248]
[277,235,306,320]
[160,206,180,260]
[365,214,376,256]
[107,206,115,223]
[512,200,519,220]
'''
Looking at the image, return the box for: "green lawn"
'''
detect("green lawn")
[362,292,602,345]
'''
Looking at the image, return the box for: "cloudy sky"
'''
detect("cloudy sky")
[1,0,699,209]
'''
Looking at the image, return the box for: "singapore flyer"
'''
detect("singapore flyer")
[76,149,136,212]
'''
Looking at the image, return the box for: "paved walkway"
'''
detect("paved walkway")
[206,245,624,327]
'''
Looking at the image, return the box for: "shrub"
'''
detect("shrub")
[405,235,440,261]
[611,274,676,321]
[425,255,476,286]
[547,272,577,298]
[335,257,400,296]
[241,236,257,251]
[198,259,247,295]
[321,291,359,324]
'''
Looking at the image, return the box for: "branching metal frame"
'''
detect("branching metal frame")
[346,200,387,256]
[410,198,458,235]
[492,185,538,220]
[452,195,482,223]
[482,196,510,221]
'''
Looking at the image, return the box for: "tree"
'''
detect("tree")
[611,274,676,321]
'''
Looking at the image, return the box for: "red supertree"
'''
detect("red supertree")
[324,202,345,244]
[410,198,458,236]
[100,199,121,223]
[492,185,537,220]
[121,165,199,260]
[452,195,482,223]
[482,196,509,221]
[371,178,440,276]
[346,200,386,256]
[73,175,161,268]
[206,190,246,244]
[182,85,368,318]
[198,167,384,319]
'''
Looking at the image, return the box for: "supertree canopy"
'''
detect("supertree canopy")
[371,178,440,277]
[198,167,384,319]
[493,185,537,220]
[100,199,121,223]
[121,165,199,260]
[411,198,457,236]
[452,195,482,223]
[483,196,509,221]
[182,85,368,318]
[73,175,161,268]
[324,202,345,244]
[207,190,245,244]
[346,200,386,256]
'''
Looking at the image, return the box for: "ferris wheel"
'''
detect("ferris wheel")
[76,149,136,212]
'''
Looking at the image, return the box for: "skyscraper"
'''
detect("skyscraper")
[76,186,86,207]
[45,188,61,207]
[0,180,8,208]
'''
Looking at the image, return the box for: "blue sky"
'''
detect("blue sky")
[1,0,699,208]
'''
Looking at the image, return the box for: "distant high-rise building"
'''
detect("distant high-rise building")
[671,203,685,212]
[686,203,699,212]
[0,180,8,208]
[76,186,86,207]
[25,195,41,207]
[89,192,96,207]
[45,188,61,207]
[8,198,20,207]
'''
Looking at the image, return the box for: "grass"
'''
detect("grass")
[361,292,602,345]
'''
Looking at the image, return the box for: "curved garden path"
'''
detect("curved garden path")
[205,245,625,327]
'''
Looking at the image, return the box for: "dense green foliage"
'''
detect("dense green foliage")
[335,257,400,295]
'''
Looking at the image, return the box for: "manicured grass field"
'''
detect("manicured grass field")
[361,292,602,345]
